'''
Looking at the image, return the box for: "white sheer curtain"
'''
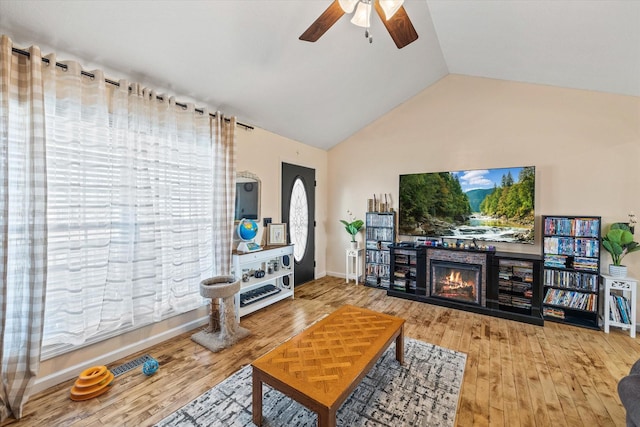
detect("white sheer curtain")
[42,60,237,349]
[1,34,236,420]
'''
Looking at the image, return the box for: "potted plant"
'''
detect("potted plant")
[340,210,364,249]
[602,222,640,277]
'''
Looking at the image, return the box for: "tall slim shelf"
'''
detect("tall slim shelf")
[600,274,637,338]
[364,212,395,289]
[541,216,601,329]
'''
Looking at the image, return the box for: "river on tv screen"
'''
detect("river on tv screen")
[398,166,535,244]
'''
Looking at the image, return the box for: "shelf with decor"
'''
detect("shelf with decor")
[232,244,294,322]
[364,211,395,289]
[541,215,601,329]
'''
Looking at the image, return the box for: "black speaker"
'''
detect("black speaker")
[282,275,290,287]
[281,255,291,269]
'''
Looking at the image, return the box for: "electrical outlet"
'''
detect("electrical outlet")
[263,217,272,227]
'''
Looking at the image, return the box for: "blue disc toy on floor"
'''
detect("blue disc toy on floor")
[142,357,159,376]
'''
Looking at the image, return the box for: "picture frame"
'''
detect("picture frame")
[267,223,287,246]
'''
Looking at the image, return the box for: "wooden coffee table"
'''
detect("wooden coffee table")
[252,305,405,427]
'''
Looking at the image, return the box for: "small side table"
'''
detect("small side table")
[601,274,637,338]
[345,248,364,284]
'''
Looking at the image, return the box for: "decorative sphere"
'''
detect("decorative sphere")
[237,219,258,241]
[142,358,159,376]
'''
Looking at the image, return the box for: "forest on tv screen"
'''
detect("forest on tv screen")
[399,167,535,243]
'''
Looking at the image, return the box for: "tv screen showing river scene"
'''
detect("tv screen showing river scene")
[398,166,535,244]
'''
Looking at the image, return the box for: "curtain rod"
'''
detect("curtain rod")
[11,46,254,131]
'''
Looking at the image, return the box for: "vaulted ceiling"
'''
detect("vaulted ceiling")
[1,1,638,150]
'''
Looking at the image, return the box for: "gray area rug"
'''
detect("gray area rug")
[155,338,467,427]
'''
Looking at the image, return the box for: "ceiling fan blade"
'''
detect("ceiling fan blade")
[374,3,418,49]
[299,0,346,42]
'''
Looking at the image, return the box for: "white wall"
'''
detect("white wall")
[235,126,329,278]
[326,74,640,316]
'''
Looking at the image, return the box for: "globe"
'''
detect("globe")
[237,218,259,242]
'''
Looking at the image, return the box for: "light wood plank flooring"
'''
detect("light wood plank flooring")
[3,276,638,426]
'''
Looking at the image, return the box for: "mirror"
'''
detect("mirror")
[235,171,261,221]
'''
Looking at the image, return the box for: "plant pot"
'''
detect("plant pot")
[609,264,628,278]
[350,241,358,250]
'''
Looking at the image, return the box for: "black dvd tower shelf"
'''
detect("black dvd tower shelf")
[388,245,426,294]
[364,212,395,289]
[492,252,543,323]
[542,215,601,329]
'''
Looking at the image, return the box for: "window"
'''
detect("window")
[288,177,309,262]
[38,74,232,356]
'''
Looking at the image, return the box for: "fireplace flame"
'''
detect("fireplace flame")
[448,271,462,284]
[433,264,479,305]
[446,271,467,288]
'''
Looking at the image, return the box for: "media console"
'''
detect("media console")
[387,244,543,326]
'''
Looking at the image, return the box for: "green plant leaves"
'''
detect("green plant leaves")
[602,240,621,255]
[340,219,364,237]
[602,222,639,266]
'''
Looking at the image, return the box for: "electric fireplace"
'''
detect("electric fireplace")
[431,260,482,305]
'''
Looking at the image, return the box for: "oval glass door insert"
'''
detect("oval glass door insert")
[288,177,308,262]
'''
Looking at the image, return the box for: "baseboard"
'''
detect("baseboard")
[325,270,345,279]
[32,315,209,395]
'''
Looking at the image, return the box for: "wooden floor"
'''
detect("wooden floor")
[3,276,638,426]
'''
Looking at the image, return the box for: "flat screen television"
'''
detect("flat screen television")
[398,166,535,244]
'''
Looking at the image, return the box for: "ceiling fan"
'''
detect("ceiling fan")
[299,0,418,49]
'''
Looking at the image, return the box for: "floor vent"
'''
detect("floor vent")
[110,354,154,377]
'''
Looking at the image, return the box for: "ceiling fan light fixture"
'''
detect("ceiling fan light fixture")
[351,1,371,28]
[379,0,404,20]
[338,0,358,13]
[298,0,418,49]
